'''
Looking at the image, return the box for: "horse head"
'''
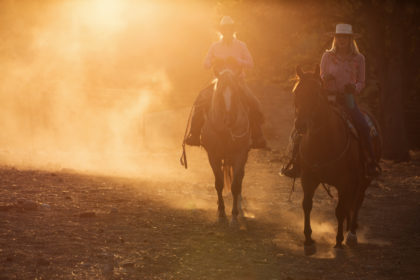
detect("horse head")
[214,69,241,113]
[210,69,244,128]
[292,65,326,131]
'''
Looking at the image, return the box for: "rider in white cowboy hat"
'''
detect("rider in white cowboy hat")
[185,16,266,149]
[330,23,360,36]
[204,16,254,76]
[282,23,380,178]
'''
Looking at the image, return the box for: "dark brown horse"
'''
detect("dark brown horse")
[293,65,381,253]
[201,69,251,227]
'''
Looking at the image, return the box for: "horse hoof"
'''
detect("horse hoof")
[345,232,358,247]
[230,217,239,229]
[304,238,315,246]
[304,243,316,256]
[334,243,344,249]
[238,216,247,231]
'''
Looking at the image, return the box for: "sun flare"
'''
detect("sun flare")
[77,0,126,31]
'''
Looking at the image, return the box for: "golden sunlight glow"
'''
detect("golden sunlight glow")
[77,0,126,31]
[0,0,213,175]
[74,0,162,33]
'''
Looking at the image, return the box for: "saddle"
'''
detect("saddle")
[324,94,381,176]
[332,106,378,140]
[325,92,378,140]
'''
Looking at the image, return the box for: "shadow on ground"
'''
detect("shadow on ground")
[0,159,419,280]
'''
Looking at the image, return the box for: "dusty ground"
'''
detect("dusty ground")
[0,151,419,280]
[0,87,419,279]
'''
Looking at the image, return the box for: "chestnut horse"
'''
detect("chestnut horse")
[201,69,251,227]
[293,65,381,253]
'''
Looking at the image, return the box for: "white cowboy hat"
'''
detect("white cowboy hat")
[220,16,234,26]
[328,23,360,37]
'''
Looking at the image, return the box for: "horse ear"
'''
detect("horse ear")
[296,65,304,78]
[314,64,320,78]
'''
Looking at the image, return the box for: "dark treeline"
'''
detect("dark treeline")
[211,0,420,161]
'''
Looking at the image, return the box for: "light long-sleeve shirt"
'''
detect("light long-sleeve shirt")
[204,38,254,76]
[320,51,365,94]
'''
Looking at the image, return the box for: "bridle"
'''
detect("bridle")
[212,70,250,141]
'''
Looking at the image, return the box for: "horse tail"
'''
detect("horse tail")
[223,163,233,194]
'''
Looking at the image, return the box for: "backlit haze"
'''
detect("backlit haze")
[0,0,219,176]
[0,0,318,177]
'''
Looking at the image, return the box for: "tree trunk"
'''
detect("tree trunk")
[380,3,410,160]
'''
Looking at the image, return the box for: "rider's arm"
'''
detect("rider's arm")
[355,54,365,94]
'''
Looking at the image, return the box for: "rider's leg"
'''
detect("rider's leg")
[185,85,214,146]
[344,93,379,176]
[239,82,267,149]
[185,106,204,146]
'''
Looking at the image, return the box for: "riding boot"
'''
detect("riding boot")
[282,157,300,178]
[185,106,204,146]
[341,89,381,178]
[185,85,213,146]
[362,137,381,178]
[345,98,380,178]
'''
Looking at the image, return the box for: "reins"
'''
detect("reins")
[228,112,250,141]
[180,105,194,169]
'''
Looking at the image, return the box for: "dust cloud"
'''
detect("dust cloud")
[0,0,215,177]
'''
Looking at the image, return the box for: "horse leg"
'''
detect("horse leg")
[216,175,226,221]
[346,183,367,247]
[346,211,352,232]
[230,168,245,228]
[237,193,245,218]
[345,208,358,247]
[230,153,247,228]
[301,176,318,248]
[335,188,350,248]
[208,155,226,222]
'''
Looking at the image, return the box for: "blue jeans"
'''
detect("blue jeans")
[343,93,374,159]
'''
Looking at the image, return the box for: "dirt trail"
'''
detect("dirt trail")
[0,152,419,279]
